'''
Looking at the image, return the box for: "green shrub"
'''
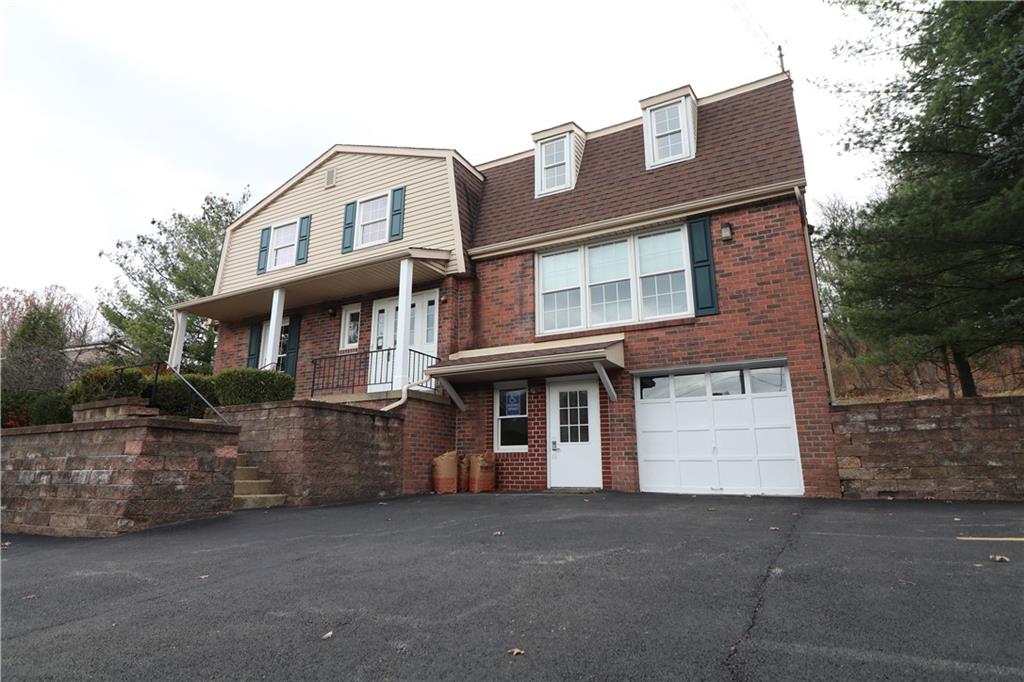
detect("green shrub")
[1,390,33,428]
[29,390,73,425]
[213,369,295,406]
[76,365,148,402]
[142,374,218,418]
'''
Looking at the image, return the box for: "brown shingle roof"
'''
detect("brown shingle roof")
[472,78,805,249]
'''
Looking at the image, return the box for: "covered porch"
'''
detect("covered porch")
[169,248,451,398]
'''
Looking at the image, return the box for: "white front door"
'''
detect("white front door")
[635,365,804,496]
[547,379,603,488]
[368,289,439,391]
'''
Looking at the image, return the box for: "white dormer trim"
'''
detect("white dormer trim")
[532,122,586,198]
[641,86,697,171]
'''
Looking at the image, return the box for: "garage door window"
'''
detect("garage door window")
[673,373,707,398]
[710,370,745,396]
[639,375,671,399]
[750,367,787,393]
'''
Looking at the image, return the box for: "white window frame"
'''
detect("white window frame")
[534,133,575,197]
[267,219,301,271]
[339,303,361,350]
[260,316,290,370]
[535,227,695,336]
[642,97,695,170]
[586,239,637,327]
[493,380,529,453]
[354,191,392,250]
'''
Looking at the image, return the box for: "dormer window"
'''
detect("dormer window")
[540,136,569,193]
[641,87,697,170]
[532,123,586,198]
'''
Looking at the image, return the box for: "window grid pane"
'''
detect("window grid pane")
[638,231,685,275]
[557,390,589,442]
[359,196,388,245]
[673,374,706,398]
[542,289,581,331]
[541,251,580,292]
[590,280,632,325]
[711,371,745,396]
[750,367,786,393]
[588,241,630,283]
[641,271,687,318]
[543,164,567,190]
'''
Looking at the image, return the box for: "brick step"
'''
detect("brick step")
[233,494,286,510]
[123,407,161,417]
[234,479,274,495]
[235,466,260,481]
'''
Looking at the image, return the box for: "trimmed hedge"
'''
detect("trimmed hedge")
[1,390,33,428]
[142,374,219,418]
[71,365,148,403]
[213,368,295,406]
[28,390,73,425]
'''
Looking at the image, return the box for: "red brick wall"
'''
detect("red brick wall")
[395,397,456,494]
[832,397,1024,500]
[458,197,839,496]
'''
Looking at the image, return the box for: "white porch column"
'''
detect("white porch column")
[167,310,187,370]
[262,288,287,370]
[393,258,414,389]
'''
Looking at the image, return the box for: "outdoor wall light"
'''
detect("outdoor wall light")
[720,222,735,241]
[326,306,337,317]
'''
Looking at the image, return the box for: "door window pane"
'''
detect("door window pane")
[639,375,671,399]
[673,374,706,398]
[558,390,589,442]
[750,367,786,393]
[425,300,436,344]
[711,371,745,396]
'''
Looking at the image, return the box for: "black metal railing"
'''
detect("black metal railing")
[113,361,227,422]
[310,348,439,397]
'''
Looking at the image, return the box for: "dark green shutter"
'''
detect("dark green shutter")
[246,322,262,368]
[687,217,719,316]
[256,227,272,273]
[296,215,312,264]
[388,187,406,241]
[282,315,301,378]
[341,202,357,253]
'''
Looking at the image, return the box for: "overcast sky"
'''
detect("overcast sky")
[0,0,893,304]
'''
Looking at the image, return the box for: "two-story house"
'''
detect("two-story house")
[169,72,840,497]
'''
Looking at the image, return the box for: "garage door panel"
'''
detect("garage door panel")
[758,459,804,492]
[754,427,798,456]
[675,430,713,457]
[752,395,796,426]
[718,459,759,491]
[636,402,673,429]
[638,430,676,458]
[679,460,718,491]
[675,401,712,428]
[638,459,680,491]
[714,428,756,458]
[712,399,752,426]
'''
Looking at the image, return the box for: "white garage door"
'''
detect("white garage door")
[635,366,804,496]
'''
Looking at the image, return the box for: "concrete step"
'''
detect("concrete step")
[234,479,274,495]
[235,466,260,481]
[236,454,251,467]
[233,494,286,510]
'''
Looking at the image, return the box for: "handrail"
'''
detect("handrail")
[310,348,440,396]
[166,364,230,424]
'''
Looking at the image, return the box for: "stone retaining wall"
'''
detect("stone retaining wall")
[831,397,1023,500]
[2,411,239,537]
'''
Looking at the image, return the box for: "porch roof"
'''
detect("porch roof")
[171,248,450,321]
[425,333,625,383]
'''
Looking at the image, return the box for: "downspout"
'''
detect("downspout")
[794,186,837,404]
[381,377,436,412]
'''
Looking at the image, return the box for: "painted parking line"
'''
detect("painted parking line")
[955,536,1024,542]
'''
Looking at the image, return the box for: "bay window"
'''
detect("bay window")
[537,227,693,333]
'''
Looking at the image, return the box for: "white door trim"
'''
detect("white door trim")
[546,377,603,489]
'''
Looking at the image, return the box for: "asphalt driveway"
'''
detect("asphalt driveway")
[2,494,1022,681]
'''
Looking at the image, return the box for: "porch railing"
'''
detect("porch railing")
[310,348,439,397]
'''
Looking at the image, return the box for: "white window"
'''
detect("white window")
[587,241,632,325]
[494,381,528,452]
[260,316,290,371]
[339,304,361,350]
[356,194,389,248]
[537,228,693,334]
[642,97,695,169]
[539,250,583,332]
[269,222,299,270]
[538,136,569,194]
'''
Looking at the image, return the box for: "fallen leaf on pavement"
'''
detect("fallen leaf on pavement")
[493,531,504,536]
[706,508,716,512]
[321,630,334,640]
[973,563,984,567]
[989,555,1010,563]
[378,502,388,506]
[769,527,781,531]
[953,517,961,521]
[507,648,525,656]
[22,594,36,600]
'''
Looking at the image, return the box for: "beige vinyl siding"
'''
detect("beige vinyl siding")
[218,152,459,295]
[573,133,586,181]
